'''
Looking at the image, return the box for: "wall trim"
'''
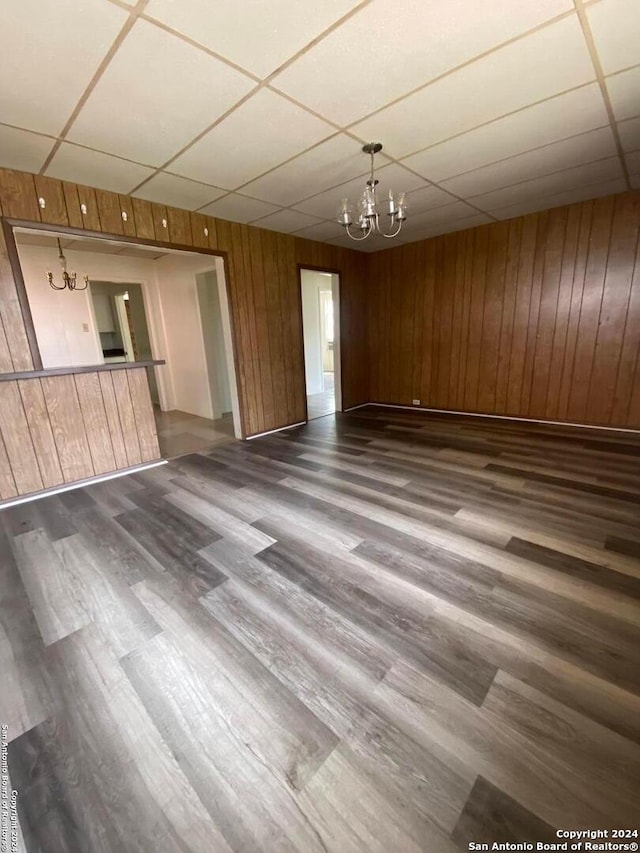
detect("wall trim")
[0,459,167,510]
[246,421,306,440]
[342,402,640,433]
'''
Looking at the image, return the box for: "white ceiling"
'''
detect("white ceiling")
[0,0,638,252]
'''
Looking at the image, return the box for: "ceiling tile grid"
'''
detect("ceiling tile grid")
[0,0,638,251]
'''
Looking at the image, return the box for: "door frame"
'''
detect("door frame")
[298,264,342,421]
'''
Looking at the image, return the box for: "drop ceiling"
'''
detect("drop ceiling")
[0,0,638,252]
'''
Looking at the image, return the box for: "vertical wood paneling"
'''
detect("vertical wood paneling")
[494,218,522,413]
[190,212,209,249]
[566,196,615,422]
[41,374,95,483]
[132,198,155,240]
[98,371,128,469]
[544,205,581,420]
[33,176,69,226]
[366,189,640,429]
[529,207,567,418]
[95,189,124,235]
[111,369,142,466]
[74,372,117,475]
[150,203,170,242]
[585,193,640,424]
[0,430,17,500]
[0,169,41,220]
[0,381,43,494]
[62,182,84,228]
[477,223,508,413]
[76,185,101,232]
[119,196,137,237]
[17,379,64,489]
[166,207,192,245]
[126,367,160,462]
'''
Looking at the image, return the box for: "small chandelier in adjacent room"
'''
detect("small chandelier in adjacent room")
[47,238,88,290]
[337,142,408,241]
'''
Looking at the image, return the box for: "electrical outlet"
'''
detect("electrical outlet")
[82,323,89,332]
[412,399,421,406]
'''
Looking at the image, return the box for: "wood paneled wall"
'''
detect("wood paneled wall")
[367,190,640,429]
[0,366,159,501]
[0,167,369,439]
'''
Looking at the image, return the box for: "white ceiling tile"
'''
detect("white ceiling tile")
[0,0,128,136]
[618,117,640,152]
[489,176,627,219]
[145,0,362,78]
[587,0,640,75]
[272,0,573,126]
[293,163,427,218]
[626,151,640,174]
[396,200,489,236]
[241,135,389,206]
[328,233,385,253]
[441,127,617,197]
[170,89,334,189]
[470,157,623,210]
[45,143,155,194]
[67,19,254,166]
[293,220,346,241]
[132,172,226,209]
[0,125,54,173]
[401,84,608,182]
[251,209,323,232]
[399,212,494,243]
[404,184,465,214]
[352,16,595,157]
[606,66,640,121]
[199,194,281,222]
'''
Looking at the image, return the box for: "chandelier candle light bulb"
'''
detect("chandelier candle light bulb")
[336,142,407,241]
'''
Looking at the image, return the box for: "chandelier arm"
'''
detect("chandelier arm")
[379,218,404,239]
[345,221,373,241]
[47,272,66,290]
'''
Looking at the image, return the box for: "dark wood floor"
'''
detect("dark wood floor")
[2,407,639,852]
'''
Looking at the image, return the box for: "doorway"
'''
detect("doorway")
[89,280,159,404]
[196,270,233,421]
[300,268,341,420]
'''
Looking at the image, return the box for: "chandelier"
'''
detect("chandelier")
[47,239,88,290]
[337,142,407,241]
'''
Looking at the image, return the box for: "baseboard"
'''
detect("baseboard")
[0,459,168,510]
[246,421,306,440]
[345,401,640,434]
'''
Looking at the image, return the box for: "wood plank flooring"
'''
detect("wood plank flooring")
[1,406,639,852]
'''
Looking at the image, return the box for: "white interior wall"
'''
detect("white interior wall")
[17,245,162,368]
[301,269,333,395]
[153,252,223,420]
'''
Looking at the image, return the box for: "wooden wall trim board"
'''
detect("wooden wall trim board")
[366,189,640,430]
